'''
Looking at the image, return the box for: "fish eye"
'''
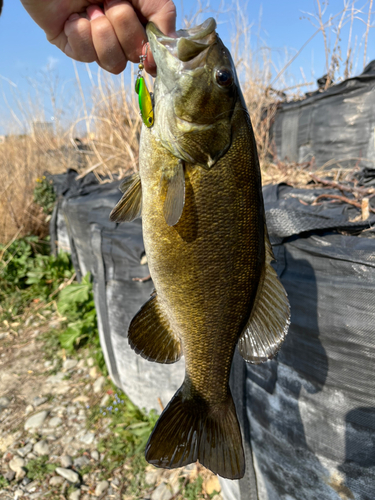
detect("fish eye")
[215,68,234,88]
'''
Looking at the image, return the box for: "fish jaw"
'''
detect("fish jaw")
[146,18,241,168]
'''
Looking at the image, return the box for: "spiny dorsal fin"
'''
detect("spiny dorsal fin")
[238,228,290,364]
[160,161,185,227]
[110,173,142,222]
[128,294,182,364]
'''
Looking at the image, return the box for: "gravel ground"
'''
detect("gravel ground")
[0,313,223,500]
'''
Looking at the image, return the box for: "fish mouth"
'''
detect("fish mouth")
[147,18,217,69]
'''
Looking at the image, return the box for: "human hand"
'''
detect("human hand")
[20,0,177,75]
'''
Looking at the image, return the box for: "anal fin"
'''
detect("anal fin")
[128,294,182,364]
[110,172,142,222]
[238,227,290,364]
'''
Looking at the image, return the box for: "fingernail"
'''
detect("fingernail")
[87,5,105,21]
[68,13,80,22]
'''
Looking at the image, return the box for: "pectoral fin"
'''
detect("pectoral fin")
[160,161,185,226]
[110,173,142,222]
[238,229,290,364]
[128,294,182,364]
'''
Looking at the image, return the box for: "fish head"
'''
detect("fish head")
[147,18,242,168]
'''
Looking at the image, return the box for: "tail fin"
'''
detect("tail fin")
[145,385,245,479]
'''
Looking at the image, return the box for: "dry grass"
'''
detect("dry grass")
[0,1,373,243]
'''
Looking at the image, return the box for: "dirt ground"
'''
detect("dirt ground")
[0,313,222,500]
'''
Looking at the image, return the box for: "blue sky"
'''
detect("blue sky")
[0,1,374,134]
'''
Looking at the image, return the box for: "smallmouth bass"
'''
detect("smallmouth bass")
[111,18,290,480]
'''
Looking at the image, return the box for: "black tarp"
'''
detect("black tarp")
[271,60,375,171]
[51,172,375,500]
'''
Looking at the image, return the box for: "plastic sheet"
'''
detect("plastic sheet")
[51,172,375,500]
[271,60,375,171]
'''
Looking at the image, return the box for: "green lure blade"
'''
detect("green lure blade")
[135,76,154,128]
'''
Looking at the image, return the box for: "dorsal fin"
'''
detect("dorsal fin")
[238,228,290,364]
[110,173,142,223]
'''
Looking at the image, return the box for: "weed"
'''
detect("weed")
[0,236,74,321]
[55,272,108,375]
[26,456,57,481]
[33,176,56,215]
[182,475,204,500]
[0,475,9,489]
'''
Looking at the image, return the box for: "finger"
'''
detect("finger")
[141,0,177,37]
[64,13,97,63]
[143,43,157,77]
[87,5,128,74]
[104,0,147,65]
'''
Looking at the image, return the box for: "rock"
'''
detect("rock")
[49,320,60,329]
[24,411,49,431]
[69,489,81,500]
[168,470,181,495]
[211,496,222,500]
[93,376,105,394]
[49,475,65,486]
[4,470,15,482]
[72,395,89,403]
[76,359,85,369]
[91,451,99,461]
[95,480,109,496]
[99,394,110,407]
[49,417,63,428]
[60,455,73,468]
[15,468,26,481]
[55,467,80,484]
[46,372,65,384]
[203,476,221,495]
[25,480,38,492]
[145,468,160,486]
[0,396,10,408]
[89,367,98,379]
[73,456,90,469]
[33,440,50,456]
[67,405,77,416]
[151,482,173,500]
[9,456,26,472]
[17,443,33,457]
[32,396,48,407]
[79,433,94,445]
[63,359,78,371]
[27,452,37,459]
[87,358,94,367]
[25,404,34,415]
[14,488,24,499]
[44,360,52,368]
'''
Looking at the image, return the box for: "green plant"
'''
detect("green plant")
[33,176,56,215]
[57,273,96,350]
[94,390,158,477]
[55,272,108,375]
[182,475,204,500]
[26,456,57,481]
[0,475,9,489]
[0,236,74,321]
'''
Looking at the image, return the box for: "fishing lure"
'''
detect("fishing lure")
[135,45,154,128]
